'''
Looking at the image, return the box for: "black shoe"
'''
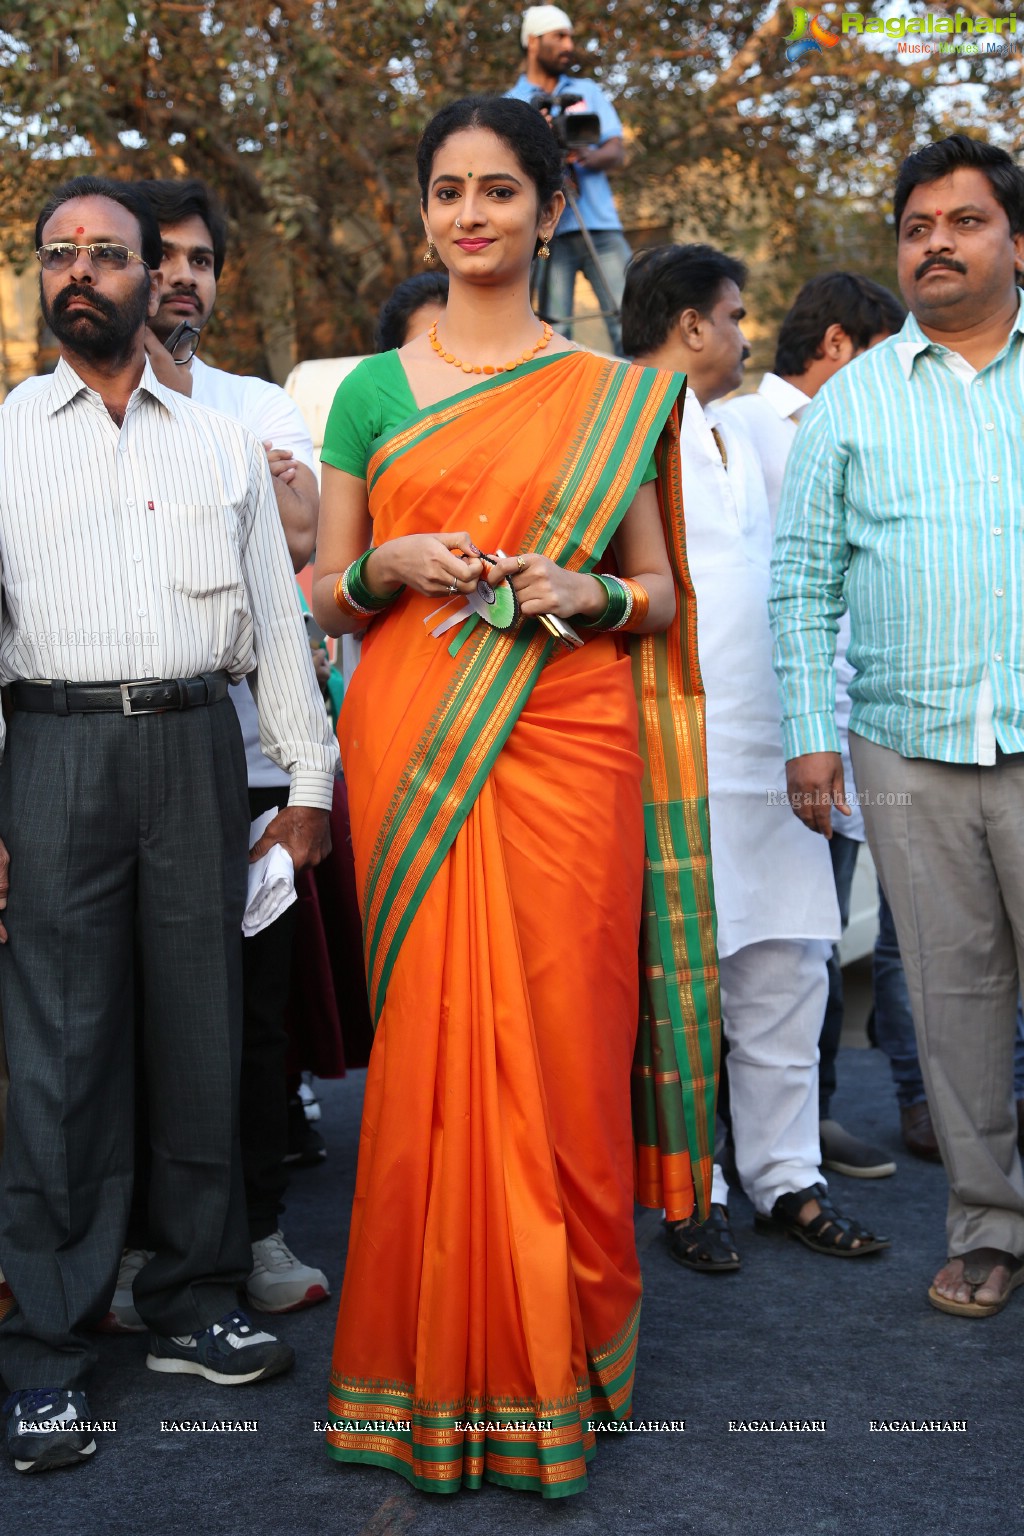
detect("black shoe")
[146,1308,295,1385]
[4,1388,97,1473]
[285,1094,327,1165]
[665,1204,741,1272]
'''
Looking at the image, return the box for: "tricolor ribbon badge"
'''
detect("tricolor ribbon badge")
[785,6,842,63]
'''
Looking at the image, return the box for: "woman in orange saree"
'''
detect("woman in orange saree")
[312,97,718,1499]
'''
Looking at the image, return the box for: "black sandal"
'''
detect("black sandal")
[665,1204,741,1272]
[754,1183,890,1258]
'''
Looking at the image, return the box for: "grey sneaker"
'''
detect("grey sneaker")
[819,1120,897,1179]
[95,1247,153,1333]
[4,1389,97,1473]
[247,1231,330,1314]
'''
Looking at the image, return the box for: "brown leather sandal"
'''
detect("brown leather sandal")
[928,1248,1024,1318]
[754,1183,890,1257]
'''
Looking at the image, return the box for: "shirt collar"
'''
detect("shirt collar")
[46,354,179,417]
[894,293,1024,379]
[757,371,812,419]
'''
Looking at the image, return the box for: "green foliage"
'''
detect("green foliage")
[1,2,1019,376]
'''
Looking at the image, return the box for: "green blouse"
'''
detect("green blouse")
[319,351,658,484]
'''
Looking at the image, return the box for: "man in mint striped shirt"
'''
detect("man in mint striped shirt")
[770,135,1024,1320]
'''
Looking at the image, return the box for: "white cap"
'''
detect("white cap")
[520,6,573,46]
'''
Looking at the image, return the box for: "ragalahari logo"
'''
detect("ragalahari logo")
[785,7,842,63]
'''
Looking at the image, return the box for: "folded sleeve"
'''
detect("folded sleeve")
[769,392,852,761]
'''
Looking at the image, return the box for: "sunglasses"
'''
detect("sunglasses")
[36,241,147,273]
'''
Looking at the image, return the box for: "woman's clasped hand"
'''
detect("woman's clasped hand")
[364,531,484,598]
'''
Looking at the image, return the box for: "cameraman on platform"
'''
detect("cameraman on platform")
[507,5,631,354]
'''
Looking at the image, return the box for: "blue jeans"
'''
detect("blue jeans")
[819,832,860,1117]
[535,229,632,355]
[874,882,1024,1104]
[872,885,926,1109]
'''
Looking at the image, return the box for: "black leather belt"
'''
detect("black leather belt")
[9,672,231,717]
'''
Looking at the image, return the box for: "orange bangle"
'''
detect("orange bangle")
[618,578,650,629]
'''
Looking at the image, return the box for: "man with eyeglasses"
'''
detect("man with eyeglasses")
[0,174,338,1472]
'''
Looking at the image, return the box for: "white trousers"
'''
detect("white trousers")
[709,938,830,1215]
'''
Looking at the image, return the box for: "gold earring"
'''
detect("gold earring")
[538,238,551,260]
[424,239,437,265]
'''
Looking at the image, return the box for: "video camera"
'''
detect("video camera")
[530,91,601,155]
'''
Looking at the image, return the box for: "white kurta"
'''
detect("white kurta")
[720,376,864,841]
[681,395,840,957]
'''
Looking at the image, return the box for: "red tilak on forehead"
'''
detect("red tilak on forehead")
[76,226,85,234]
[935,210,942,217]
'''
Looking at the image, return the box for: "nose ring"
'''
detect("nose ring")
[455,219,463,229]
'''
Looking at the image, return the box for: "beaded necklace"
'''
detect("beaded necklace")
[428,319,553,376]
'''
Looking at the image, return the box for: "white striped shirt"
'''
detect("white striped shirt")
[0,356,338,807]
[770,300,1024,765]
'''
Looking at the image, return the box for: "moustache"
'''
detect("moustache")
[915,256,967,281]
[51,284,118,322]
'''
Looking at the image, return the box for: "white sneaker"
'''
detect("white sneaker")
[95,1248,153,1334]
[298,1077,322,1122]
[246,1231,329,1314]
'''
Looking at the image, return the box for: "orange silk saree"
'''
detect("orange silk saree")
[326,351,718,1497]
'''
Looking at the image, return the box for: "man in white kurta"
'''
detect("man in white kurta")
[720,273,919,1173]
[622,244,888,1265]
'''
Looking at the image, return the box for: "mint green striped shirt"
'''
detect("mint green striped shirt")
[769,298,1024,764]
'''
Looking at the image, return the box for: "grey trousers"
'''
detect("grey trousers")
[0,699,252,1390]
[850,732,1024,1258]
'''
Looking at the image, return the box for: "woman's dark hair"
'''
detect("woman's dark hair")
[773,273,906,376]
[135,178,229,278]
[35,175,163,271]
[416,95,564,211]
[621,243,747,358]
[375,271,450,351]
[893,134,1024,237]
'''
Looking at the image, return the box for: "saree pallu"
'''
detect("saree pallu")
[327,352,719,1498]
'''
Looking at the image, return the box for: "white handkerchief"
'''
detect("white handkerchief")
[242,808,297,938]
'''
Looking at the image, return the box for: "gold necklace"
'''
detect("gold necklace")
[428,319,553,376]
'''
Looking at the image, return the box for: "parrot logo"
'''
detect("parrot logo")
[785,6,843,63]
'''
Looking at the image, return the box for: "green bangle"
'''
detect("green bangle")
[581,573,630,631]
[345,549,404,612]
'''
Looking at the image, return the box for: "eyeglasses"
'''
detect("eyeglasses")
[164,320,202,365]
[36,242,147,272]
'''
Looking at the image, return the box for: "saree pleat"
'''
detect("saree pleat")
[326,352,719,1496]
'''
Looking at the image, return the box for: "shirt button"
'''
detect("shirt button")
[126,499,136,509]
[995,653,1004,662]
[994,527,1002,535]
[990,474,1000,483]
[137,607,148,617]
[995,589,1004,598]
[133,551,143,561]
[984,422,995,431]
[478,514,488,523]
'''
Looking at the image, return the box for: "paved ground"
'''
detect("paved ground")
[4,1040,1022,1535]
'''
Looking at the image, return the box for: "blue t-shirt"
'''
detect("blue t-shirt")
[506,74,624,235]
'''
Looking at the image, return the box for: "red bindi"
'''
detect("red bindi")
[934,210,942,217]
[75,226,85,234]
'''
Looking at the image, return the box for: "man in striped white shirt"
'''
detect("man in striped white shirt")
[0,176,338,1471]
[771,135,1024,1321]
